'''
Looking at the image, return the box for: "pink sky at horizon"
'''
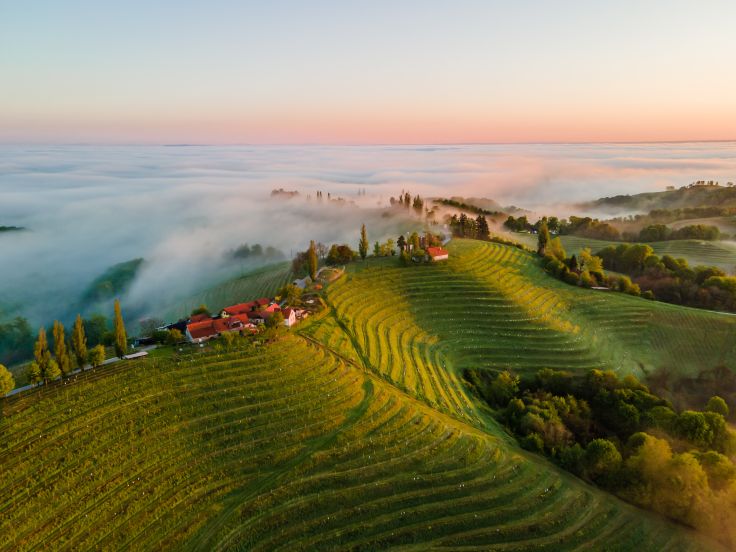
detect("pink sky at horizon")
[2,1,736,145]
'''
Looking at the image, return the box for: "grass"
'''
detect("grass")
[513,233,736,272]
[0,334,718,551]
[3,239,733,550]
[313,240,736,422]
[160,262,293,322]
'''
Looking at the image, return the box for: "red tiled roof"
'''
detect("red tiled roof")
[189,313,211,323]
[427,246,449,258]
[187,319,217,339]
[222,297,271,315]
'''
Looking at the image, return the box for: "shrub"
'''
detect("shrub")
[584,439,622,483]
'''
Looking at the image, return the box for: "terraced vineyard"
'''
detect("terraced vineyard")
[512,233,736,272]
[0,335,718,551]
[315,239,736,425]
[161,262,293,321]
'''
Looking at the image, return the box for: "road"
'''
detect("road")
[4,344,157,397]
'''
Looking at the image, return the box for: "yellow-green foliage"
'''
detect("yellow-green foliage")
[0,336,715,550]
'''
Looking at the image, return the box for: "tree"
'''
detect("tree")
[71,314,88,368]
[476,215,490,241]
[584,439,622,483]
[83,314,108,347]
[26,362,42,385]
[113,299,128,358]
[537,221,551,256]
[307,240,318,280]
[706,396,730,418]
[489,371,519,407]
[408,232,421,251]
[358,224,369,260]
[0,363,14,396]
[166,329,183,345]
[373,241,381,257]
[89,344,106,368]
[579,248,603,274]
[278,284,303,306]
[266,310,285,329]
[33,327,54,382]
[397,235,406,251]
[191,304,210,317]
[547,237,567,261]
[52,320,72,376]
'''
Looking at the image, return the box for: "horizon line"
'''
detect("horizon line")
[2,138,736,148]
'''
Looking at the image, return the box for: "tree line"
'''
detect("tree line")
[465,366,736,547]
[596,243,736,312]
[0,299,130,394]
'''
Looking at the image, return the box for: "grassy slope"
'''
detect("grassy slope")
[513,233,736,272]
[159,262,293,321]
[315,239,735,418]
[0,335,716,551]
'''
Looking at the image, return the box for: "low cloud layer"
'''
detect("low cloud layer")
[1,143,735,326]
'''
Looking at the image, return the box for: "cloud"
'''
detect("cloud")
[1,142,735,325]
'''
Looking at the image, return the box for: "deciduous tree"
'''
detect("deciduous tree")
[113,299,128,358]
[358,224,369,260]
[89,344,106,368]
[52,320,72,376]
[307,240,318,280]
[0,363,14,396]
[71,314,88,368]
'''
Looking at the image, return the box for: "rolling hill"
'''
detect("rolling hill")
[2,239,734,550]
[0,335,719,551]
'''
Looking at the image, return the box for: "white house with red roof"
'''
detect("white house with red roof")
[426,246,449,261]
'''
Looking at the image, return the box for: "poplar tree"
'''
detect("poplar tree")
[358,224,369,260]
[307,240,318,281]
[113,299,128,358]
[537,221,551,256]
[71,314,88,368]
[52,320,72,376]
[0,363,15,396]
[33,327,52,376]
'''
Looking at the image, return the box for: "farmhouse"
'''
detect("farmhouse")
[185,297,299,342]
[427,246,449,261]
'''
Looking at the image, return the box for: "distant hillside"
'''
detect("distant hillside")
[0,225,26,233]
[81,258,144,303]
[581,183,736,214]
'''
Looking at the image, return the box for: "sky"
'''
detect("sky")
[1,0,736,144]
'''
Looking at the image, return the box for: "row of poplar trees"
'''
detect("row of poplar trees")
[27,299,128,385]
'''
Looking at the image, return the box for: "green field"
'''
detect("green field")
[3,239,734,550]
[308,240,736,422]
[160,262,293,321]
[0,334,718,551]
[513,233,736,273]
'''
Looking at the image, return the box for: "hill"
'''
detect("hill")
[158,262,293,322]
[305,239,736,415]
[580,184,736,214]
[0,335,717,551]
[513,233,736,273]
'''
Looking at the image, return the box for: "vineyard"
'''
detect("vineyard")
[311,239,736,425]
[160,262,293,321]
[0,334,718,551]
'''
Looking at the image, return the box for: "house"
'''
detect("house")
[220,298,270,318]
[283,307,297,327]
[427,246,449,261]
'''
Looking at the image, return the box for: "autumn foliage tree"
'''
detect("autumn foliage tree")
[71,314,88,368]
[113,299,127,358]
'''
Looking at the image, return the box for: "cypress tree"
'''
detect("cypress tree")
[537,221,551,256]
[52,320,72,376]
[33,327,51,375]
[358,224,369,260]
[71,314,88,369]
[113,299,128,358]
[476,215,490,240]
[307,240,318,280]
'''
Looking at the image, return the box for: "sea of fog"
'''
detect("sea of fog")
[2,142,736,328]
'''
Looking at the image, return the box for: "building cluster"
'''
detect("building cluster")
[171,297,305,344]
